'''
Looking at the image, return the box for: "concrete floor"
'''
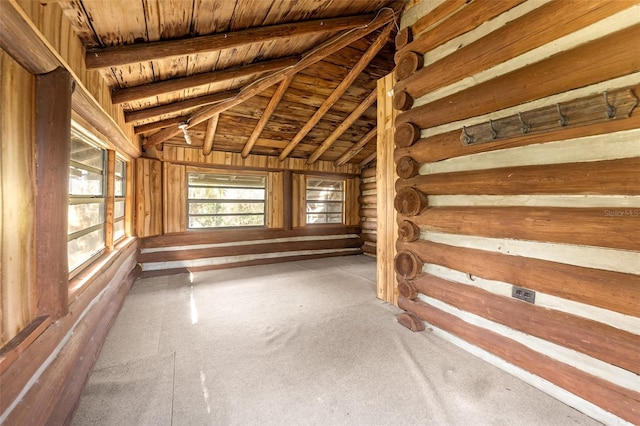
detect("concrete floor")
[72,255,600,425]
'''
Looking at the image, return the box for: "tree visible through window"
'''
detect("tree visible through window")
[187,173,266,229]
[306,178,344,224]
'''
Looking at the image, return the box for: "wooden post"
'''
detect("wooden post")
[105,151,115,250]
[35,67,73,319]
[376,73,399,305]
[283,170,293,231]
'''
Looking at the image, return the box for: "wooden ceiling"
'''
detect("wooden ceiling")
[59,0,399,166]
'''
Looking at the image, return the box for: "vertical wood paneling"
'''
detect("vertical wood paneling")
[268,172,284,229]
[105,151,115,249]
[0,50,36,346]
[292,173,306,228]
[377,74,398,305]
[344,177,361,226]
[163,162,186,234]
[135,158,162,237]
[359,167,377,257]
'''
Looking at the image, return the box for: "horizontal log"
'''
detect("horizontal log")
[86,14,377,69]
[142,226,361,248]
[396,156,419,179]
[396,0,634,99]
[362,243,377,255]
[397,239,640,317]
[394,97,640,163]
[395,27,412,50]
[358,151,377,168]
[395,0,526,63]
[358,194,377,205]
[396,157,640,195]
[396,24,640,129]
[396,311,424,332]
[134,115,188,134]
[398,279,418,299]
[392,89,413,111]
[360,166,377,179]
[410,272,640,374]
[125,89,240,123]
[395,122,420,147]
[360,220,377,231]
[398,296,640,424]
[398,220,420,242]
[359,208,377,219]
[395,51,424,81]
[360,232,377,243]
[359,181,377,191]
[402,207,640,251]
[139,235,361,263]
[395,250,423,279]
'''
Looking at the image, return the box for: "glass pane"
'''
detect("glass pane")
[114,200,125,218]
[188,215,264,228]
[115,178,125,197]
[327,213,343,223]
[306,214,326,224]
[114,219,125,241]
[306,202,342,213]
[306,189,343,201]
[68,227,105,271]
[188,173,265,188]
[115,159,125,197]
[71,135,104,171]
[307,179,343,191]
[189,202,264,215]
[188,187,265,200]
[68,202,105,234]
[69,166,104,196]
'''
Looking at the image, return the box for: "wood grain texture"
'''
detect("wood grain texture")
[125,90,239,123]
[398,297,640,424]
[334,126,377,167]
[396,157,640,195]
[135,158,163,237]
[35,67,73,320]
[202,114,220,156]
[105,150,115,249]
[163,162,187,234]
[410,272,640,373]
[395,0,526,63]
[394,98,640,163]
[395,0,636,99]
[267,171,285,229]
[85,14,377,69]
[397,239,640,317]
[402,207,640,251]
[0,51,36,346]
[396,24,640,129]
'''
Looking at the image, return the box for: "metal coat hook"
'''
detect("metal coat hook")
[556,103,568,127]
[603,91,616,119]
[518,112,530,134]
[462,126,474,144]
[489,119,498,139]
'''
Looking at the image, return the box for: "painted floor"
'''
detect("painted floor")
[72,255,601,425]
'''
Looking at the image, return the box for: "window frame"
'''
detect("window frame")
[186,170,268,230]
[113,156,126,242]
[305,176,345,225]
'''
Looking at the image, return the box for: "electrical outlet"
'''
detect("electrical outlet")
[512,286,535,304]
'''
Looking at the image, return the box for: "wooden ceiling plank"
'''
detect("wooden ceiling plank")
[241,74,295,158]
[143,8,395,149]
[278,23,393,161]
[333,126,377,166]
[307,87,377,164]
[85,14,377,69]
[124,89,240,123]
[202,114,220,156]
[111,55,300,104]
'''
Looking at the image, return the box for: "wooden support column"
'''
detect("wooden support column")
[376,73,398,305]
[105,151,115,250]
[35,67,74,319]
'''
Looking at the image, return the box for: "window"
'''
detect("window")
[306,178,344,224]
[114,158,126,241]
[68,130,106,272]
[187,173,266,229]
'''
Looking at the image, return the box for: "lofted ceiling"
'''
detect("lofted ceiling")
[58,0,400,166]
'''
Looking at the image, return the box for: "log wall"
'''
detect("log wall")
[359,166,377,257]
[138,146,363,274]
[394,1,640,424]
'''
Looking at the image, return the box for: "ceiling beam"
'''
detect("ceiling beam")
[143,9,395,149]
[278,23,393,161]
[124,89,239,123]
[202,115,220,156]
[112,56,300,104]
[333,127,377,167]
[307,88,377,165]
[133,115,189,134]
[359,151,377,168]
[85,14,376,70]
[241,74,295,158]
